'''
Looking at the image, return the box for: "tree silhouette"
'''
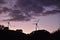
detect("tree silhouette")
[51,30,60,40]
[0,25,9,30]
[0,25,60,40]
[0,25,4,30]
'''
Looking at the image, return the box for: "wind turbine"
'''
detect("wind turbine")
[7,21,10,28]
[34,19,40,31]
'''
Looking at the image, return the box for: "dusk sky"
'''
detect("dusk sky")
[0,0,60,33]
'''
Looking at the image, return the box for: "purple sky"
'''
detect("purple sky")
[0,0,60,33]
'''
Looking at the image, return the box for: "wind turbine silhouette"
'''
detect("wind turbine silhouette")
[34,19,40,31]
[7,21,10,28]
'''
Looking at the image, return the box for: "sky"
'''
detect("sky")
[0,0,60,33]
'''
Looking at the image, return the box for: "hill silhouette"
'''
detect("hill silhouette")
[0,25,60,40]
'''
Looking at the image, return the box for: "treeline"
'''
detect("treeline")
[0,25,60,40]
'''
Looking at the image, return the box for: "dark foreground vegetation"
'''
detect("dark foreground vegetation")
[0,25,60,40]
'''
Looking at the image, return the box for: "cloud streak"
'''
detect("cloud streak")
[42,10,60,16]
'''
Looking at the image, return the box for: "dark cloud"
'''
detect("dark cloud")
[1,0,60,21]
[2,7,11,12]
[16,0,44,13]
[8,9,31,21]
[16,0,60,10]
[9,10,21,17]
[0,7,3,14]
[7,15,30,21]
[0,7,11,13]
[3,14,31,21]
[0,0,6,4]
[0,9,3,14]
[38,0,60,6]
[15,0,60,14]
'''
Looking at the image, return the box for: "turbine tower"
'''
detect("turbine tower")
[35,19,40,31]
[8,21,10,28]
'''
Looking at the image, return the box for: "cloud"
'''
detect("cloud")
[15,0,60,14]
[42,10,60,16]
[9,10,21,17]
[4,16,30,21]
[0,10,3,14]
[16,0,60,9]
[0,0,6,4]
[7,9,31,21]
[0,7,31,21]
[16,0,44,13]
[1,0,60,21]
[0,7,11,14]
[38,0,60,7]
[2,7,11,12]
